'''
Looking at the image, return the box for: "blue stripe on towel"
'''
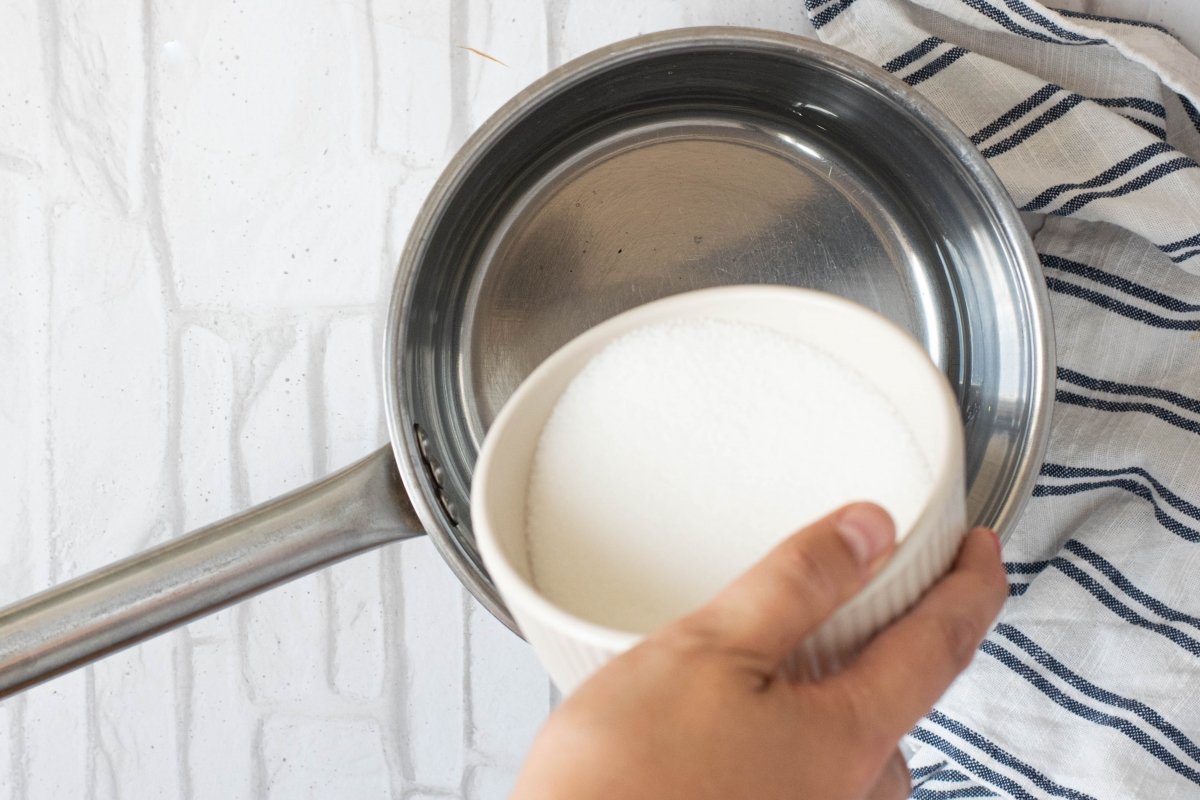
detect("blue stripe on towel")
[1091,97,1168,118]
[1052,560,1200,655]
[922,710,1098,798]
[958,0,1094,44]
[981,637,1200,783]
[1007,549,1200,629]
[1041,463,1200,522]
[1181,95,1200,134]
[1161,232,1200,253]
[1053,543,1200,632]
[1033,480,1200,542]
[913,763,952,780]
[912,785,1000,799]
[997,623,1200,760]
[927,770,974,783]
[999,0,1102,42]
[1055,391,1200,437]
[904,47,970,86]
[1051,7,1172,35]
[1121,116,1168,140]
[971,84,1061,145]
[1003,544,1200,633]
[1040,253,1200,312]
[1006,560,1052,575]
[1058,563,1200,646]
[1058,367,1200,414]
[1023,143,1177,211]
[883,36,945,73]
[981,94,1086,157]
[1044,277,1200,331]
[1050,158,1199,215]
[1004,547,1200,651]
[810,0,859,28]
[908,727,1038,800]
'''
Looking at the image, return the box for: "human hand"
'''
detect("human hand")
[511,503,1007,800]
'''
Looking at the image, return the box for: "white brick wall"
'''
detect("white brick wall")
[399,539,466,791]
[0,174,51,603]
[1,1,1195,799]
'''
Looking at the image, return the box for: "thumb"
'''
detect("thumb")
[677,503,896,674]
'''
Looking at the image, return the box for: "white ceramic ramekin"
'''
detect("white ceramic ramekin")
[471,286,966,693]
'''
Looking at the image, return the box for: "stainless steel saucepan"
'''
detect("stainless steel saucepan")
[0,28,1053,698]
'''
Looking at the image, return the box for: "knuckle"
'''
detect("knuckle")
[779,539,849,607]
[655,617,721,656]
[987,560,1011,605]
[936,611,985,670]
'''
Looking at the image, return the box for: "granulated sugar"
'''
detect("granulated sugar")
[525,318,932,634]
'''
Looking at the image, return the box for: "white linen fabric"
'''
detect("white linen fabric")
[804,2,1200,797]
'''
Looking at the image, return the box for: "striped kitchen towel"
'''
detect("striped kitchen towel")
[804,2,1200,798]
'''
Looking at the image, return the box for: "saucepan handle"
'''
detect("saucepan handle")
[0,445,424,699]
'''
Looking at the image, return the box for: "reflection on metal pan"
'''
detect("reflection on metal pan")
[390,28,1053,628]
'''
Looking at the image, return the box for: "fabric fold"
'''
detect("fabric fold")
[806,2,1200,797]
[808,0,1200,273]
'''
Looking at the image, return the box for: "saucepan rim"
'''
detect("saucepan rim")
[381,26,1054,634]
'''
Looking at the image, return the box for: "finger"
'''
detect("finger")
[679,503,896,672]
[829,528,1006,743]
[864,750,911,800]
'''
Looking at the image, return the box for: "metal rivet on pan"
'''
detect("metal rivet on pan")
[426,456,445,486]
[436,489,461,524]
[413,424,447,488]
[414,424,433,460]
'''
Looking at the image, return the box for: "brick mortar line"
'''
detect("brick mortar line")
[139,0,195,792]
[308,319,346,701]
[544,1,569,70]
[380,545,415,793]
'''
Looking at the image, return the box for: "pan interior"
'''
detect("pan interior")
[398,41,1041,592]
[462,112,965,442]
